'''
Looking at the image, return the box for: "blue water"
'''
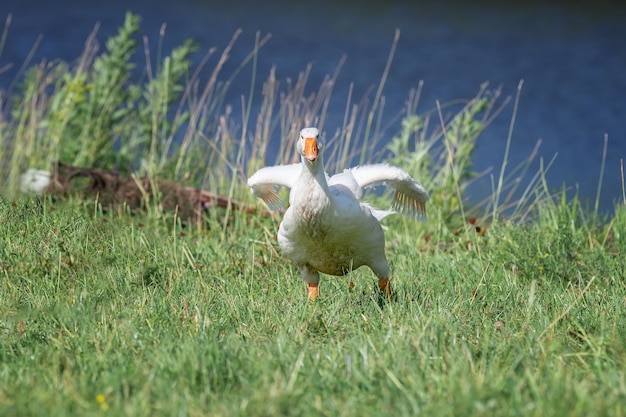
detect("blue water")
[1,0,625,212]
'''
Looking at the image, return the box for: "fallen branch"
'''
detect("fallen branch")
[26,162,257,223]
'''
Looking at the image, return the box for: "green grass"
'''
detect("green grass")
[1,195,624,416]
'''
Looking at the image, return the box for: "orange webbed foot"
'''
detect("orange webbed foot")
[307,283,320,300]
[378,278,393,299]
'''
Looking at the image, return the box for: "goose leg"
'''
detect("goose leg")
[370,259,393,299]
[301,265,320,300]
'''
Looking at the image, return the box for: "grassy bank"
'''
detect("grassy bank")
[1,194,625,416]
[1,12,625,417]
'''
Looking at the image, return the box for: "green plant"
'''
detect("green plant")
[0,12,197,192]
[386,84,499,228]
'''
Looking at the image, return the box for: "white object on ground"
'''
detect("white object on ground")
[20,169,51,195]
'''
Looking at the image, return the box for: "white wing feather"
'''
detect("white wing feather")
[347,164,429,222]
[247,163,302,211]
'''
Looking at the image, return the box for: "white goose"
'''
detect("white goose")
[248,127,429,299]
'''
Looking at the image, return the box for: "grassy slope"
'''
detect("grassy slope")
[1,196,624,416]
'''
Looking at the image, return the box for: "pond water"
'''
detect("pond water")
[1,0,625,213]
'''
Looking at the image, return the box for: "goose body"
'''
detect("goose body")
[248,127,429,299]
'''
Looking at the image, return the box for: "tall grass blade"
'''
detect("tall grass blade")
[594,133,608,214]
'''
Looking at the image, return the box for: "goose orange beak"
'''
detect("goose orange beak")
[303,137,318,162]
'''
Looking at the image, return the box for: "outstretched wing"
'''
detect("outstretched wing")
[247,163,302,211]
[347,164,429,222]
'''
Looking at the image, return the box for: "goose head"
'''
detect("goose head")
[297,127,323,165]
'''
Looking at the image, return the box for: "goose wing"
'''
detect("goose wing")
[347,164,429,221]
[247,163,302,211]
